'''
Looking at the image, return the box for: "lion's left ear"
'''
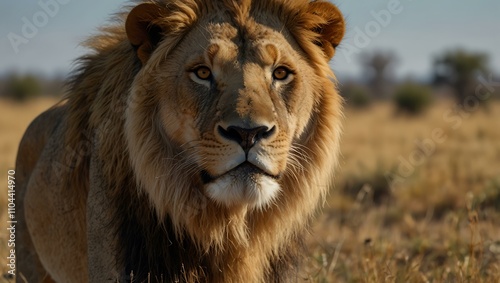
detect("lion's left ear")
[126,3,168,65]
[307,1,345,60]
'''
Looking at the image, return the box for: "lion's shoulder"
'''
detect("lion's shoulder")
[17,104,66,171]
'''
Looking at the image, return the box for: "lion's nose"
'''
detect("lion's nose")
[218,125,276,152]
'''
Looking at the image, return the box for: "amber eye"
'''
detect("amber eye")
[273,67,290,80]
[194,66,212,80]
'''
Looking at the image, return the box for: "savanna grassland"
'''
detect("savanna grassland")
[0,98,499,282]
[304,101,500,282]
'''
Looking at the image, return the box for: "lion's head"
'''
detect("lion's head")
[125,0,344,219]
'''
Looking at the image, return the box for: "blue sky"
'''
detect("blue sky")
[1,0,499,79]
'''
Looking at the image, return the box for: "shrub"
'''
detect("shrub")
[3,74,42,101]
[342,85,372,108]
[393,83,433,114]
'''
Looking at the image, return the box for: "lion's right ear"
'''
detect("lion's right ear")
[126,3,167,65]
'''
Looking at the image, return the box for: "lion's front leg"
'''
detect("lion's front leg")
[19,106,88,283]
[15,111,55,282]
[87,138,121,282]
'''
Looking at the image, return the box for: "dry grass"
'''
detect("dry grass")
[304,101,500,282]
[0,98,499,282]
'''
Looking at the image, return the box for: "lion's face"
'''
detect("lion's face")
[125,1,344,213]
[155,22,320,208]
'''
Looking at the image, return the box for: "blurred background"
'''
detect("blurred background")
[0,0,499,282]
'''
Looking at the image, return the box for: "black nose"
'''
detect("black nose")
[218,125,275,152]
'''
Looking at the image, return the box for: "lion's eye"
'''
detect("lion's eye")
[194,66,212,80]
[273,67,291,81]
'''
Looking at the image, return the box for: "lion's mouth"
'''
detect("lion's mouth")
[200,162,279,184]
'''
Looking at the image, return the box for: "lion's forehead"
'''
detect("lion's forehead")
[203,22,290,66]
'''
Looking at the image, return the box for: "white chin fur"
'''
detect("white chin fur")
[205,174,280,209]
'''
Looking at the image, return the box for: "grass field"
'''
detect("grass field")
[304,101,500,282]
[0,98,499,282]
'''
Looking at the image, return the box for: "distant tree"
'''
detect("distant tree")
[432,49,489,103]
[3,74,42,101]
[360,50,398,99]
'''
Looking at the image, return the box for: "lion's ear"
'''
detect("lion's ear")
[307,1,345,60]
[126,3,167,65]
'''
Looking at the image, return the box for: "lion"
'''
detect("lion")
[15,0,345,282]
